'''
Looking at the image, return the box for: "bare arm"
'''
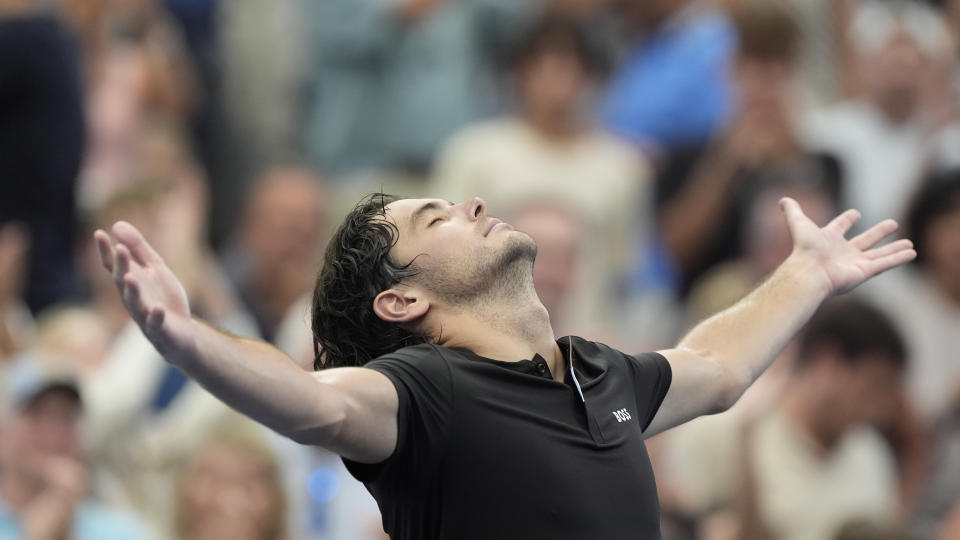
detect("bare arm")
[94,223,398,463]
[644,198,916,437]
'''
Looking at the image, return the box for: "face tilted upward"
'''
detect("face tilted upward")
[383,197,538,307]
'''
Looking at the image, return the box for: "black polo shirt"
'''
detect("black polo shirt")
[344,336,672,540]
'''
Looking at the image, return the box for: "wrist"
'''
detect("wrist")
[781,250,833,301]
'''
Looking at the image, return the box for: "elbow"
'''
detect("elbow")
[715,365,751,413]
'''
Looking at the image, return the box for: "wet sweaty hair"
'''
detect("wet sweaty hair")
[310,193,430,369]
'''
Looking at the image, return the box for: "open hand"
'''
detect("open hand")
[94,222,194,359]
[780,197,917,295]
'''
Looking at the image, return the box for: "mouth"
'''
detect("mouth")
[484,218,503,237]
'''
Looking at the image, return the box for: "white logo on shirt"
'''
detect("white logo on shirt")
[612,408,632,423]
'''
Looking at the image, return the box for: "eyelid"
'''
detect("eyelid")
[428,216,443,226]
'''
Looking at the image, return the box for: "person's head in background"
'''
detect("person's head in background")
[237,167,329,339]
[788,298,906,450]
[906,169,960,305]
[0,355,84,508]
[742,181,837,278]
[510,16,605,140]
[174,421,287,540]
[509,204,584,333]
[722,0,803,166]
[848,0,954,124]
[616,0,691,31]
[729,0,801,119]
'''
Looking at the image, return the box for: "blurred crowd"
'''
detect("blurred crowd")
[0,0,959,539]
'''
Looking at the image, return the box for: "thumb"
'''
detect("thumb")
[779,197,808,240]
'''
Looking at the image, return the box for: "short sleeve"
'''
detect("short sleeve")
[343,345,452,483]
[625,352,673,433]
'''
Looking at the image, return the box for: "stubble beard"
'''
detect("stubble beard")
[424,233,538,309]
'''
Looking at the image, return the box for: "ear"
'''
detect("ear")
[373,287,430,325]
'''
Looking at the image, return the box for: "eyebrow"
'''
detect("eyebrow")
[409,200,454,229]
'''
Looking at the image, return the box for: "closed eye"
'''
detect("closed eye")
[428,217,443,227]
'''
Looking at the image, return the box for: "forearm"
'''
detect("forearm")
[169,319,341,442]
[677,251,830,403]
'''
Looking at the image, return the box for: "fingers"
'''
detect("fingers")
[112,221,163,266]
[94,230,115,272]
[867,248,917,277]
[826,209,861,236]
[866,238,913,260]
[851,219,899,250]
[112,244,131,289]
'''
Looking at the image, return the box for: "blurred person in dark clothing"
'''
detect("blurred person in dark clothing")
[655,0,844,295]
[0,0,85,314]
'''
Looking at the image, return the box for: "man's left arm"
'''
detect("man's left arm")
[643,198,916,437]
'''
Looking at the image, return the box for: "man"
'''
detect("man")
[0,356,151,539]
[94,194,915,539]
[742,298,908,540]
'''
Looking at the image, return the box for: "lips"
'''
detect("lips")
[484,218,503,237]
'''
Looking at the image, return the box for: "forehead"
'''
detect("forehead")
[384,198,453,230]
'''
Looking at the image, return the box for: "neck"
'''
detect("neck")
[525,110,582,143]
[433,276,563,379]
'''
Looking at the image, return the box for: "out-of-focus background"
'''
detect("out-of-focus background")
[0,0,959,538]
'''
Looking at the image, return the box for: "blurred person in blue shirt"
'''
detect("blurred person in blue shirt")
[600,0,736,156]
[0,355,152,540]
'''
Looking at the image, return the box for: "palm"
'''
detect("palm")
[94,222,193,355]
[781,198,916,295]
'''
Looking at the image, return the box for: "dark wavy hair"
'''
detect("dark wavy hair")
[311,193,430,369]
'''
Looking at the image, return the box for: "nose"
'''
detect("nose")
[464,197,486,222]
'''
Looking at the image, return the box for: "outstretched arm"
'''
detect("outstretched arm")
[93,222,398,463]
[643,198,916,437]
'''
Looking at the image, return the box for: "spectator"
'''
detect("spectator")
[600,0,735,155]
[431,16,650,333]
[0,355,152,539]
[864,171,960,423]
[802,0,960,227]
[221,167,330,344]
[740,299,907,540]
[0,0,85,314]
[655,0,843,294]
[173,420,287,540]
[304,0,536,177]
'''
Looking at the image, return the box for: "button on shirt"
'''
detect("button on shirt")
[344,336,673,540]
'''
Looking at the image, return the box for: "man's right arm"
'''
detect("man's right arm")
[94,222,398,464]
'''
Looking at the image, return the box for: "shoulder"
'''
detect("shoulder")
[567,336,669,375]
[363,344,456,392]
